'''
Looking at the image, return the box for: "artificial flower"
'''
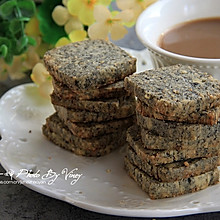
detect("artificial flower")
[88,5,133,40]
[69,30,87,42]
[55,30,87,48]
[23,45,41,70]
[55,37,71,47]
[52,3,84,35]
[52,5,70,26]
[67,0,111,26]
[116,0,157,21]
[31,63,53,98]
[62,0,68,6]
[64,17,84,34]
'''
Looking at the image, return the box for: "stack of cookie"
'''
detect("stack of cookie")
[42,39,137,157]
[124,64,220,199]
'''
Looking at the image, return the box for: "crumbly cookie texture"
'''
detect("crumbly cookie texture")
[54,100,135,123]
[126,146,219,182]
[140,126,220,150]
[126,125,220,165]
[44,39,136,91]
[61,115,135,139]
[136,111,220,141]
[42,113,127,157]
[125,64,220,119]
[128,124,220,150]
[136,99,220,125]
[51,92,134,113]
[52,78,127,100]
[124,157,219,200]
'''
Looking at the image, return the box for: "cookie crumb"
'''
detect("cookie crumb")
[106,169,111,173]
[184,161,189,167]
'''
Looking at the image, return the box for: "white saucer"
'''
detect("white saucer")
[0,49,220,217]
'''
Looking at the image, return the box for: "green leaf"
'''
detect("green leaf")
[17,16,31,22]
[0,44,8,57]
[0,0,16,19]
[0,37,12,63]
[5,51,13,64]
[0,0,36,63]
[37,0,67,45]
[27,36,36,46]
[17,0,36,18]
[9,19,22,36]
[16,35,28,53]
[0,20,10,36]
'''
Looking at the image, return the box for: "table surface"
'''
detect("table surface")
[0,27,220,220]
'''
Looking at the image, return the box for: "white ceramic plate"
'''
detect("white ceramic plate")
[0,49,220,218]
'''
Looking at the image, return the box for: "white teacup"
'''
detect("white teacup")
[136,0,220,80]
